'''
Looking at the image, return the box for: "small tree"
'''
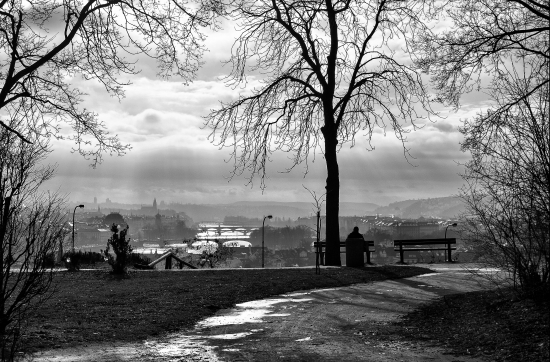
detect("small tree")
[459,59,549,300]
[0,125,68,359]
[104,224,132,275]
[197,244,234,268]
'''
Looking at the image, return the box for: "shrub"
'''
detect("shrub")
[104,224,133,275]
[63,251,82,271]
[129,253,151,266]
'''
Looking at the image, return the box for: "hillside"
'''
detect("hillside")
[181,201,380,221]
[80,197,467,222]
[374,197,465,219]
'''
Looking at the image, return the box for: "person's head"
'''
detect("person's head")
[353,226,359,233]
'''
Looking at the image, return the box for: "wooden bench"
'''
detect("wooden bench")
[314,240,375,266]
[393,238,456,264]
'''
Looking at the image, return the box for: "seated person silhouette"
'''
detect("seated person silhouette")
[347,226,364,240]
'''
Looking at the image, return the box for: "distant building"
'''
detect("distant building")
[393,221,440,238]
[138,199,158,216]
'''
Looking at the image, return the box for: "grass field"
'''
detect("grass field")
[21,265,430,354]
[396,287,549,361]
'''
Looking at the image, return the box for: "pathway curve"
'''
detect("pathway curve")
[32,264,498,362]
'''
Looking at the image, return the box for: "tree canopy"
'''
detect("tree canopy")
[0,0,221,165]
[206,0,436,265]
[414,0,549,107]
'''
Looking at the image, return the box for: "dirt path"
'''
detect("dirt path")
[32,265,497,362]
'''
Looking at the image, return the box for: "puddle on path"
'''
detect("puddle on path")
[142,335,221,362]
[196,297,312,328]
[148,296,314,359]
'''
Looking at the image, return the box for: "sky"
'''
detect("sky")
[41,16,491,207]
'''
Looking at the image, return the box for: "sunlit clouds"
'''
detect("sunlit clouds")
[41,19,490,208]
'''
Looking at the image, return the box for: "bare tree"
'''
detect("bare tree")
[459,58,549,300]
[0,0,221,165]
[206,0,435,265]
[0,123,68,360]
[304,185,325,273]
[413,0,549,298]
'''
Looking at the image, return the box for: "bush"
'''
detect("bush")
[63,251,82,272]
[129,253,151,266]
[65,251,106,270]
[41,253,56,269]
[103,224,133,275]
[196,245,234,268]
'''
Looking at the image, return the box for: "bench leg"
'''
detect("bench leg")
[365,241,371,265]
[315,251,320,274]
[399,244,405,264]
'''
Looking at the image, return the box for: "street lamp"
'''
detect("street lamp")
[262,215,272,268]
[72,204,84,252]
[445,222,458,239]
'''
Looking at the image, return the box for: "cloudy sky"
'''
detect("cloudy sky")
[42,17,490,207]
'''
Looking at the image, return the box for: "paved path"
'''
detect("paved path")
[33,264,498,362]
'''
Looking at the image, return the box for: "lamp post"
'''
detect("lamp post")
[445,222,458,239]
[262,215,272,268]
[72,204,84,252]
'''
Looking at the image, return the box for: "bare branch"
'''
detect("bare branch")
[0,0,222,162]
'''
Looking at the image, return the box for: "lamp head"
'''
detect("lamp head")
[451,223,457,227]
[267,215,273,219]
[78,204,84,208]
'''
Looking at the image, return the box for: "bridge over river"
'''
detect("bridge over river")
[195,223,260,241]
[131,223,261,248]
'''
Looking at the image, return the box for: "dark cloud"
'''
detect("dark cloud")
[42,120,469,206]
[432,122,456,133]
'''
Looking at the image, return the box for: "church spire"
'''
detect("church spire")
[153,198,157,210]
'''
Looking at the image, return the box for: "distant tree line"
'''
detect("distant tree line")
[141,219,197,241]
[249,225,313,249]
[223,215,293,226]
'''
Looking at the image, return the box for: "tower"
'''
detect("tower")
[153,198,157,211]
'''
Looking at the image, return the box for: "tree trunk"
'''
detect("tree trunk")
[321,122,341,266]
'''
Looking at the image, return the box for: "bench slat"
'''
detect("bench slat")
[393,239,456,246]
[314,241,374,247]
[393,247,457,251]
[393,238,457,263]
[314,240,375,266]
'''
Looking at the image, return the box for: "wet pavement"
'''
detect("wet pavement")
[32,264,499,362]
